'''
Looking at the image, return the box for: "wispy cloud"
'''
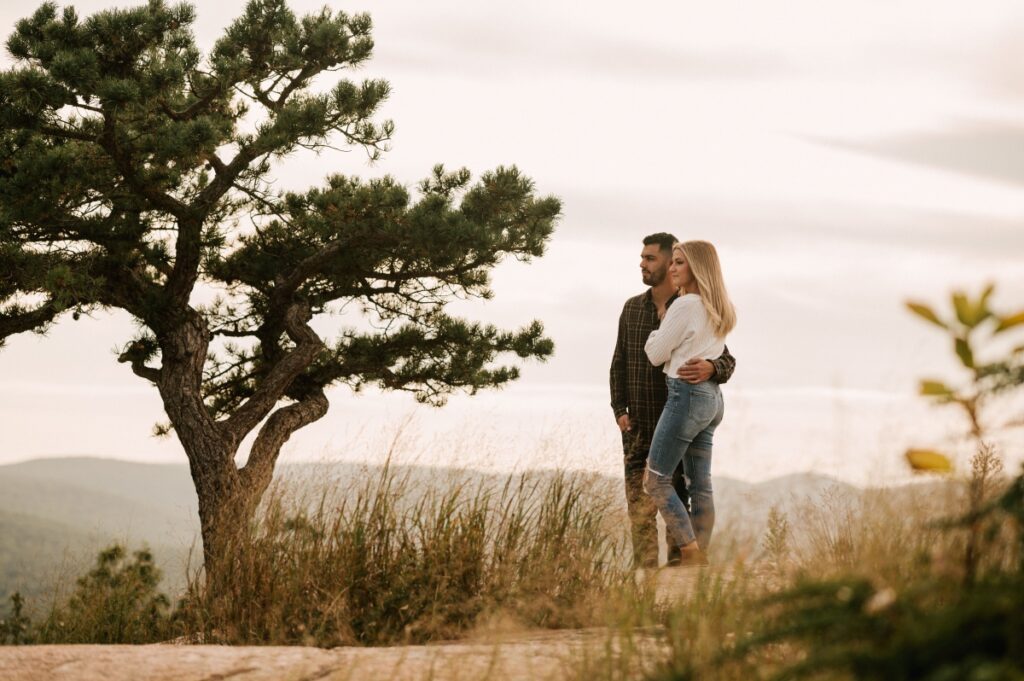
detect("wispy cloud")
[375,27,787,81]
[554,187,1024,260]
[812,121,1024,188]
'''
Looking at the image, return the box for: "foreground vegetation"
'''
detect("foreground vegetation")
[1,467,634,646]
[3,457,1018,680]
[571,456,1022,681]
[578,286,1024,680]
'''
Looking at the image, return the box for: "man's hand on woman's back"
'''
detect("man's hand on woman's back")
[677,358,714,384]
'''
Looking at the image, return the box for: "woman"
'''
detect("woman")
[643,240,736,567]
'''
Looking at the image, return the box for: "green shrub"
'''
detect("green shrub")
[0,592,32,644]
[36,545,171,644]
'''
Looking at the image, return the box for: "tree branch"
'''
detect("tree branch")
[238,388,329,497]
[275,241,349,298]
[261,65,316,113]
[220,300,325,440]
[0,301,61,343]
[163,215,204,314]
[35,124,99,144]
[158,86,224,122]
[192,144,262,214]
[99,110,190,219]
[117,340,161,384]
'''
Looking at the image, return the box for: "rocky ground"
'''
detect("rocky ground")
[0,627,666,681]
[0,568,709,681]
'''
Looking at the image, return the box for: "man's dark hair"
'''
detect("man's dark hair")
[643,232,678,255]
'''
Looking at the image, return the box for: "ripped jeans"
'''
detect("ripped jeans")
[644,377,724,551]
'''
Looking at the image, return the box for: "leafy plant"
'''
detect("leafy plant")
[0,592,33,644]
[712,285,1024,680]
[905,285,1024,448]
[36,544,172,644]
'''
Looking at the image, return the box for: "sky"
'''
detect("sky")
[1,0,1023,485]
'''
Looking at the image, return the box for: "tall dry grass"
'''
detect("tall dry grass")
[173,464,636,646]
[570,453,1021,681]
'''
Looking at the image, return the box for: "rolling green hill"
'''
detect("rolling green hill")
[0,459,198,612]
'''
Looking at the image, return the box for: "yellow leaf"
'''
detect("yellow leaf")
[979,283,995,309]
[954,337,974,369]
[905,449,954,473]
[952,292,971,326]
[905,302,945,328]
[919,380,953,397]
[952,291,989,328]
[995,311,1024,334]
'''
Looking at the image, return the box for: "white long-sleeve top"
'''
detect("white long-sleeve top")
[644,294,726,376]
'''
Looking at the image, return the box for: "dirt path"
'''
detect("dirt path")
[0,567,713,680]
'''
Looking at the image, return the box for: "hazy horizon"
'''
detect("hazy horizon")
[0,453,867,488]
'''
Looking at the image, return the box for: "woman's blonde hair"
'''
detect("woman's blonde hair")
[675,240,736,337]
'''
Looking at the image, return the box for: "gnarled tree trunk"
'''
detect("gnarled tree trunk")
[156,306,328,585]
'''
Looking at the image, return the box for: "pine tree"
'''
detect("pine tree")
[0,0,560,585]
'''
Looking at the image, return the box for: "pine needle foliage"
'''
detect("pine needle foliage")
[0,0,561,575]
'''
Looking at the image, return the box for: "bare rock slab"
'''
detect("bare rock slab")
[0,628,634,681]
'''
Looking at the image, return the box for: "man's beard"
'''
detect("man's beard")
[643,268,667,286]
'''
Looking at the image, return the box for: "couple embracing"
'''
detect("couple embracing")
[610,233,737,569]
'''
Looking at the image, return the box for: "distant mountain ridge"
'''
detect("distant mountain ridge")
[0,456,863,611]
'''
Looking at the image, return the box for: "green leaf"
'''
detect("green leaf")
[919,380,954,397]
[951,291,989,328]
[905,449,954,473]
[905,302,945,328]
[979,282,995,310]
[995,311,1024,334]
[952,292,971,326]
[970,306,991,327]
[954,337,974,369]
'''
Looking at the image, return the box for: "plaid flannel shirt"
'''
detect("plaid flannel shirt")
[609,290,736,456]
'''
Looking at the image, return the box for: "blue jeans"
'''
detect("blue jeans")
[644,377,724,551]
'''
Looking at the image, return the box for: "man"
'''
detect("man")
[610,232,736,568]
